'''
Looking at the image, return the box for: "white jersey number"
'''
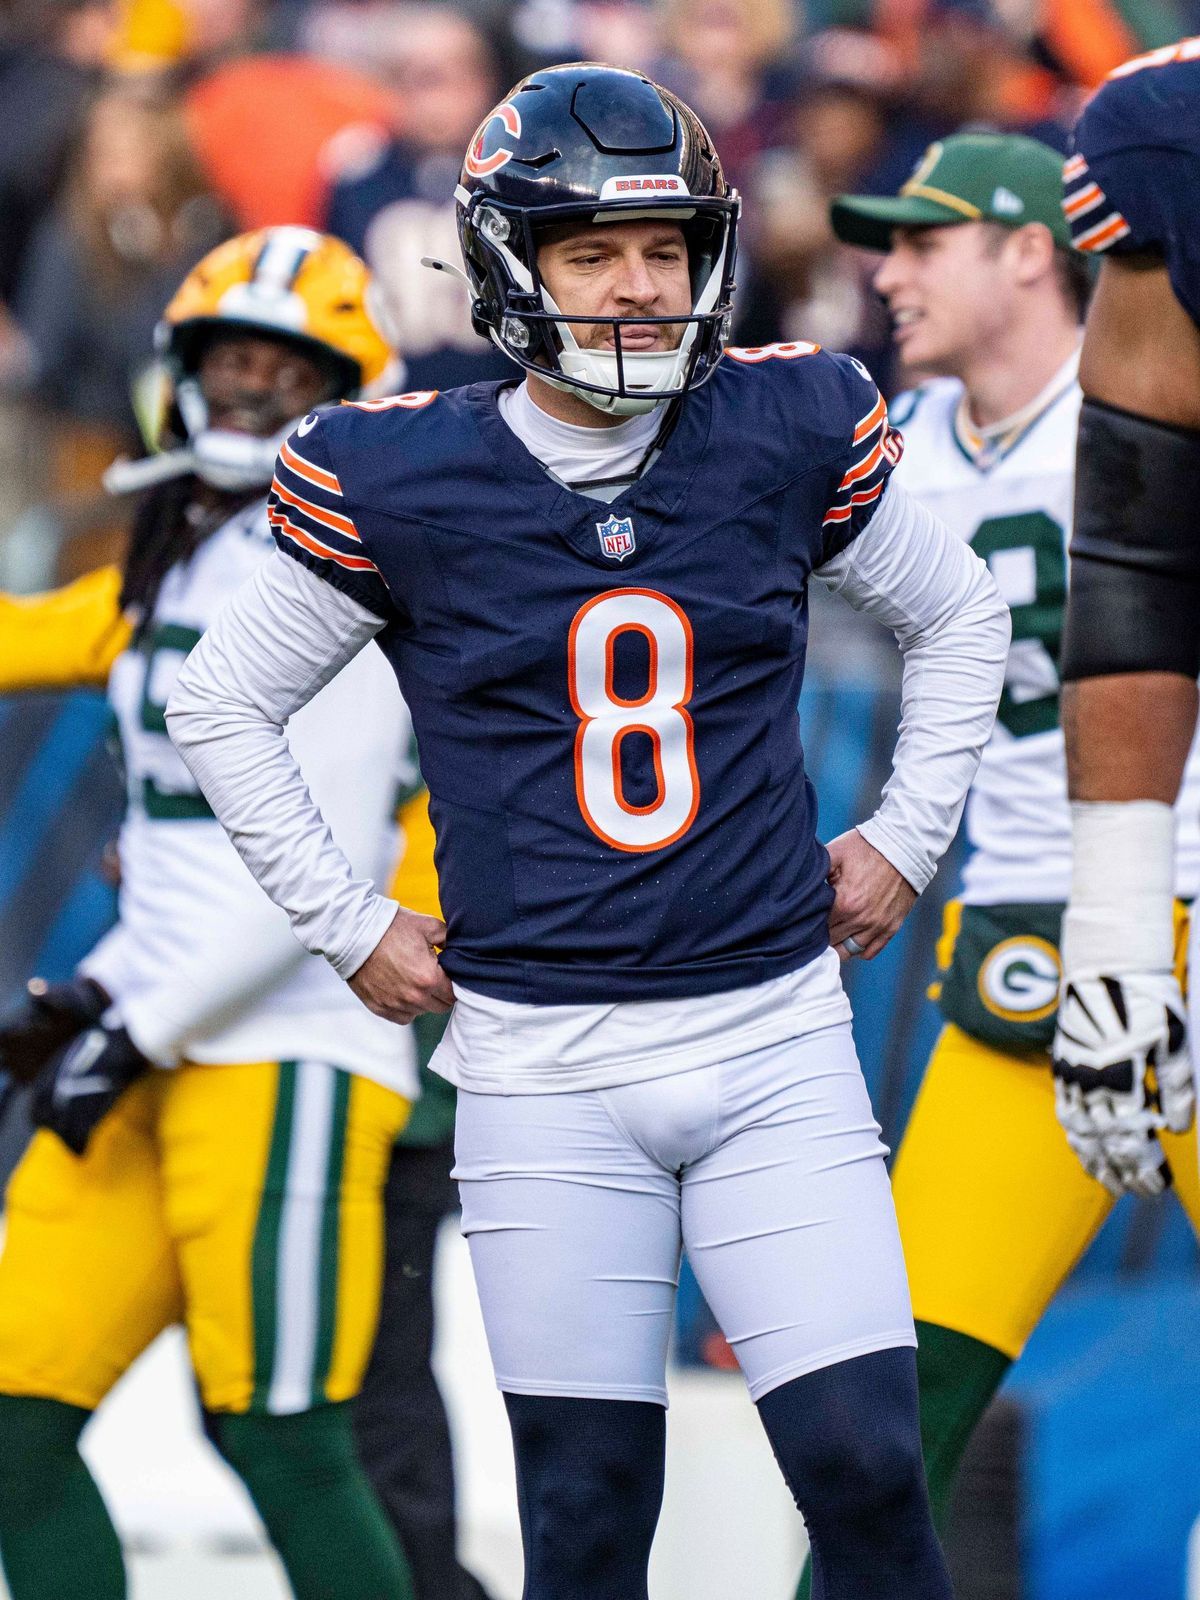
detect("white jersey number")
[972,511,1066,739]
[132,623,213,820]
[568,589,699,853]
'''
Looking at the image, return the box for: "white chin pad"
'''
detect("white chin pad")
[541,286,692,415]
[555,349,682,415]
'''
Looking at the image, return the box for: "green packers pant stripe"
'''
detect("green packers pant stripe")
[310,1069,351,1406]
[250,1061,298,1412]
[265,1061,341,1415]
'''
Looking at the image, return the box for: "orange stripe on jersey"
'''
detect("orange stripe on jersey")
[1064,182,1103,219]
[280,439,342,496]
[852,394,886,444]
[839,437,885,489]
[1063,154,1088,181]
[824,481,885,525]
[269,511,380,573]
[1075,212,1131,251]
[270,477,361,541]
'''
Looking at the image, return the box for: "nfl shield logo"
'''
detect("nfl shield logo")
[597,515,636,561]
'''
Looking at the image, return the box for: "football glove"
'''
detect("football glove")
[1052,973,1192,1199]
[0,976,109,1085]
[31,1024,150,1156]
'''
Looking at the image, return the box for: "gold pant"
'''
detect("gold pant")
[894,1023,1200,1358]
[0,1059,408,1413]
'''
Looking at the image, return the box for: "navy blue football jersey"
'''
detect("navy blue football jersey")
[1064,39,1200,326]
[269,346,901,1004]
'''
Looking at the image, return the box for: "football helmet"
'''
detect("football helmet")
[107,227,400,494]
[454,63,739,416]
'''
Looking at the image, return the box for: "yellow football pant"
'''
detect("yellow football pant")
[0,1059,408,1414]
[894,1023,1200,1359]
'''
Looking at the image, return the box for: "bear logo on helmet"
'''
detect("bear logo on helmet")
[464,103,523,180]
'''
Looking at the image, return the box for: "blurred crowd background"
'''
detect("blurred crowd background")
[2,0,1199,590]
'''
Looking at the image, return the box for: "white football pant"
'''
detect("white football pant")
[453,1023,915,1405]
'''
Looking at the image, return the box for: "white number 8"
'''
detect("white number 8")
[568,589,700,853]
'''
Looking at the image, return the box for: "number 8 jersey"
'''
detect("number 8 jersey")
[890,365,1200,907]
[270,350,899,1005]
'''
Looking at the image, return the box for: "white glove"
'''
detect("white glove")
[1052,972,1193,1198]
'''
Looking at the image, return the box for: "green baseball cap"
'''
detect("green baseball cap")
[831,132,1072,251]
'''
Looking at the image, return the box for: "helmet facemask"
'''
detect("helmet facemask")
[104,226,401,498]
[459,188,739,416]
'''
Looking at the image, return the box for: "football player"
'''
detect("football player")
[786,133,1200,1596]
[1053,39,1200,1199]
[0,230,420,1600]
[0,587,488,1600]
[168,65,1012,1600]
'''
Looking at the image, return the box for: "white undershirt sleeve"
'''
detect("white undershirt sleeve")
[814,480,1011,894]
[166,551,400,979]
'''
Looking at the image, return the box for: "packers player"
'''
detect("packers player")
[1054,41,1200,1199]
[786,134,1200,1597]
[0,230,422,1600]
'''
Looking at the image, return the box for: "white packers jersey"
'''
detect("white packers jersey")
[893,374,1200,904]
[81,500,417,1095]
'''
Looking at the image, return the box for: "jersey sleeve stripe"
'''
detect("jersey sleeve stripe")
[1073,211,1132,251]
[1063,154,1088,181]
[268,509,382,574]
[279,439,342,496]
[852,394,887,444]
[269,475,361,541]
[838,434,886,489]
[822,481,885,526]
[1063,183,1104,221]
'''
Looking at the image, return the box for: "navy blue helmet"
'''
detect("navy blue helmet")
[454,62,739,415]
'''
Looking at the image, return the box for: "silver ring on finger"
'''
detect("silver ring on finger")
[842,935,866,957]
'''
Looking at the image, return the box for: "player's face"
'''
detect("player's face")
[536,221,692,354]
[198,334,332,436]
[873,223,1016,375]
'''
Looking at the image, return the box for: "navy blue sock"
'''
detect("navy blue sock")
[503,1393,665,1600]
[757,1347,953,1600]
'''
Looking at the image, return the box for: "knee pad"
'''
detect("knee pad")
[758,1348,928,1527]
[504,1394,665,1599]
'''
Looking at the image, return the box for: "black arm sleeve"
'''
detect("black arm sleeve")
[1060,397,1200,680]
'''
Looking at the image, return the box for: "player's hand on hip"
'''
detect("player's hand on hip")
[1051,972,1192,1199]
[349,905,454,1025]
[826,828,917,962]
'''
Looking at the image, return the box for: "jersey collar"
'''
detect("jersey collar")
[465,380,714,569]
[952,346,1081,472]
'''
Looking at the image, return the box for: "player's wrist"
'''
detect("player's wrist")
[338,896,404,982]
[1061,800,1175,976]
[854,817,928,896]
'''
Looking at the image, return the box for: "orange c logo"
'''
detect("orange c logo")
[464,103,522,179]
